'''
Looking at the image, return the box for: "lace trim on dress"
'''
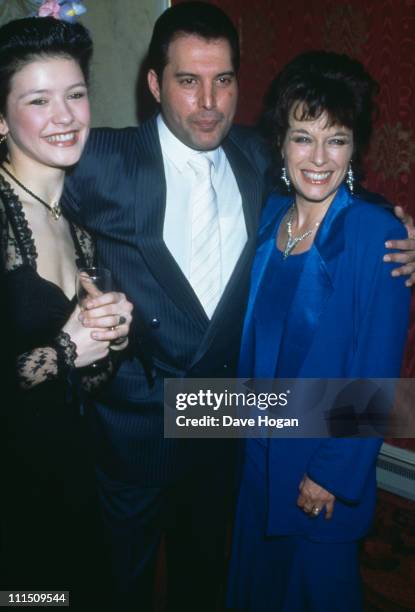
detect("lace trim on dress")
[0,204,18,270]
[0,174,37,271]
[0,174,92,273]
[52,330,78,372]
[16,332,78,390]
[72,223,95,269]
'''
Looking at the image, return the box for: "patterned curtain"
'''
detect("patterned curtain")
[174,0,415,448]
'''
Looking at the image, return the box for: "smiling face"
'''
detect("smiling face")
[0,56,90,171]
[282,105,354,208]
[147,34,238,151]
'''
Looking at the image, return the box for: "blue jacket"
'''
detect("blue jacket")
[239,185,411,541]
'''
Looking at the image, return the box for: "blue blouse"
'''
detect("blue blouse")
[254,246,307,378]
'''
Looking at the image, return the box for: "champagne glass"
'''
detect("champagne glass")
[76,266,112,306]
[76,267,113,367]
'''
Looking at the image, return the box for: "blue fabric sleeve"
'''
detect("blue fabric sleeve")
[307,206,411,503]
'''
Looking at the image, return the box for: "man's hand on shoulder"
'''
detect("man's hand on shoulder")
[384,206,415,287]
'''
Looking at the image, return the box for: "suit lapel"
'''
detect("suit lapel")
[213,133,263,309]
[222,135,259,240]
[189,133,264,366]
[132,118,208,332]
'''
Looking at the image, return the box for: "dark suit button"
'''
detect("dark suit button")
[150,317,160,329]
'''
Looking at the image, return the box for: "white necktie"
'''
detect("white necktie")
[188,155,222,318]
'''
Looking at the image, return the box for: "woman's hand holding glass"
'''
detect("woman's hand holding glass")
[62,304,111,368]
[62,267,133,368]
[78,288,133,348]
[77,267,132,340]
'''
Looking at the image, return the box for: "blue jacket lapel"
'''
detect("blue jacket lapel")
[238,193,289,377]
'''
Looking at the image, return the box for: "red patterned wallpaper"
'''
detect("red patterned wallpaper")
[173,0,415,448]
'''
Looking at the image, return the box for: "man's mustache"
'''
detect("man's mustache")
[190,112,225,122]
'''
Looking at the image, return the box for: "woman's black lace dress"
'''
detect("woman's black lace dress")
[0,174,109,603]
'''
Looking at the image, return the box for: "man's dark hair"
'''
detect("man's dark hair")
[261,50,379,186]
[148,2,240,79]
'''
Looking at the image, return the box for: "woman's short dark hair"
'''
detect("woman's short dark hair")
[261,50,379,186]
[0,16,93,117]
[148,1,240,79]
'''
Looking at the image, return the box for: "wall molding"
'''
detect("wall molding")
[377,442,415,501]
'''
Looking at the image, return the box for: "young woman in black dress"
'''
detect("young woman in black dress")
[0,16,133,602]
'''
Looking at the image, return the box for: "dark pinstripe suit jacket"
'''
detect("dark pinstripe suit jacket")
[63,116,268,485]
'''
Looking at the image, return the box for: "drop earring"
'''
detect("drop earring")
[281,164,291,189]
[346,163,354,193]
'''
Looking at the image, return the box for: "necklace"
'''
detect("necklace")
[283,204,320,259]
[0,164,62,220]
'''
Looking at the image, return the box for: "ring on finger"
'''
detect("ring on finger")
[109,316,126,331]
[312,506,320,515]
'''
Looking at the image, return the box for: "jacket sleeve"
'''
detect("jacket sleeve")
[307,207,411,503]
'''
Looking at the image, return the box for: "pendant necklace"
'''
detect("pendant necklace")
[1,163,62,220]
[283,204,320,259]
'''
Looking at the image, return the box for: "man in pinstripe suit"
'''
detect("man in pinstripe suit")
[64,4,269,611]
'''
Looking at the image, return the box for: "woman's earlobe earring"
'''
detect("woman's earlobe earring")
[281,164,291,188]
[0,134,7,146]
[346,163,354,193]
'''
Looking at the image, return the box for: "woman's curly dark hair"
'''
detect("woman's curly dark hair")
[259,50,379,190]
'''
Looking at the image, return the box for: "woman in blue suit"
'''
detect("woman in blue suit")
[227,51,411,611]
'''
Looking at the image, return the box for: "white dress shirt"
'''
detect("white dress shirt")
[158,115,247,307]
